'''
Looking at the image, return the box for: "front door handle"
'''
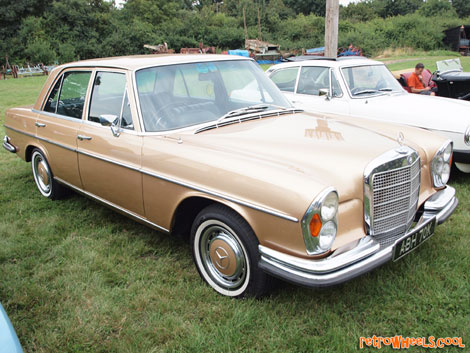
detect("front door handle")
[77,135,92,141]
[35,122,46,127]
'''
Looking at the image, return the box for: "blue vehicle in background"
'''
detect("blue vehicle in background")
[0,303,23,353]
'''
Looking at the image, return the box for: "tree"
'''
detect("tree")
[341,1,379,22]
[419,0,456,18]
[452,0,470,18]
[284,0,326,16]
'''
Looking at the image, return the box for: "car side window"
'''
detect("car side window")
[270,67,299,92]
[296,67,343,97]
[44,76,63,113]
[55,71,92,119]
[88,72,133,129]
[297,67,330,96]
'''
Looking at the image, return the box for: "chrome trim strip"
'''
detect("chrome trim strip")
[4,125,77,152]
[54,177,170,233]
[5,124,298,222]
[140,168,299,222]
[79,149,141,172]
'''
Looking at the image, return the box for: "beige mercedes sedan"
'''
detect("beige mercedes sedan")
[3,55,458,297]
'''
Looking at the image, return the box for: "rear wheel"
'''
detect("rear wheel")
[191,204,271,298]
[31,149,67,200]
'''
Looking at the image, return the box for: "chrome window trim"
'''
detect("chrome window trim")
[363,146,420,236]
[5,124,298,223]
[54,177,170,233]
[33,109,85,123]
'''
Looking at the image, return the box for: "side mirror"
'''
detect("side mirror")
[319,88,332,100]
[99,114,121,137]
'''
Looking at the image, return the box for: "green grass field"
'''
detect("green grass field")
[1,60,469,352]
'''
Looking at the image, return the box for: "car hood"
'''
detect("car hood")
[179,112,428,202]
[352,93,470,133]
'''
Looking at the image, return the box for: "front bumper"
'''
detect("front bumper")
[2,135,17,153]
[259,186,458,288]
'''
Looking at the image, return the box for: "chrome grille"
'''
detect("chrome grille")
[364,147,421,247]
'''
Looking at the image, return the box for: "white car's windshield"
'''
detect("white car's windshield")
[135,60,292,132]
[341,65,404,97]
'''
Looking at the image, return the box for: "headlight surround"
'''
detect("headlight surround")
[431,140,453,188]
[302,188,339,255]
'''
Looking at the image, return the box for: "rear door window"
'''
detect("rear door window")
[45,71,91,119]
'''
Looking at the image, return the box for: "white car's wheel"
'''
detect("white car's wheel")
[191,204,272,298]
[455,162,470,173]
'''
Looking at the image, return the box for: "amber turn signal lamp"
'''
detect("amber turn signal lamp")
[309,214,322,237]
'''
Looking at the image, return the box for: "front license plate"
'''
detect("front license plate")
[392,217,436,262]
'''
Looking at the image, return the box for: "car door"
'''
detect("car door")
[36,69,92,188]
[269,66,299,104]
[291,66,350,115]
[77,69,144,215]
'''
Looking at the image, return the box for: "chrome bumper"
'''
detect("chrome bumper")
[2,136,17,153]
[258,186,458,288]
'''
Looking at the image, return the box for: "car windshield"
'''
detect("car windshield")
[437,58,462,74]
[135,60,292,132]
[341,65,403,97]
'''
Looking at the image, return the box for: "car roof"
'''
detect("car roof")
[270,57,383,70]
[59,54,251,71]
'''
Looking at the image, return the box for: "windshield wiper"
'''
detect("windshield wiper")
[378,88,394,92]
[216,104,287,123]
[353,89,379,96]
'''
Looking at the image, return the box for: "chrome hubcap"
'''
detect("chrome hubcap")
[33,153,51,195]
[200,225,247,290]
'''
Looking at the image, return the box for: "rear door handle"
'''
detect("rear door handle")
[77,135,92,141]
[35,122,46,127]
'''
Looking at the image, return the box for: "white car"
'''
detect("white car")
[267,57,470,173]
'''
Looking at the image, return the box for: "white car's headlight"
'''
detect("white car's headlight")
[465,126,470,146]
[431,140,453,188]
[302,188,339,255]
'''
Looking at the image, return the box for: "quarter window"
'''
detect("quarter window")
[270,67,299,92]
[88,72,133,129]
[44,71,91,119]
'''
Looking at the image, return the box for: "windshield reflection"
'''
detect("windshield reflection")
[341,65,404,97]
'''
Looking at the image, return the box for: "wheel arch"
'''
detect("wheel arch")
[170,193,258,240]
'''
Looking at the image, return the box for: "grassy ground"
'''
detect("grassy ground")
[1,68,469,352]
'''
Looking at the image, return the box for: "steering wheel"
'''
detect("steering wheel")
[152,101,190,130]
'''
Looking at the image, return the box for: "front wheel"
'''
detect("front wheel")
[191,204,271,298]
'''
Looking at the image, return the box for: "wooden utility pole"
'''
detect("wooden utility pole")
[324,0,339,58]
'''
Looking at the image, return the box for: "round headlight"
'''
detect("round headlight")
[302,188,339,255]
[465,126,470,146]
[321,191,339,221]
[318,221,337,251]
[431,141,453,188]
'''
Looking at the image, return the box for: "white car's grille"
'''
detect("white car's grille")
[364,147,421,248]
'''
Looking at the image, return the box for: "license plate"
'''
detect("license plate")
[392,217,436,262]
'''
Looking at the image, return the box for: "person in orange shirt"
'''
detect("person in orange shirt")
[408,63,437,96]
